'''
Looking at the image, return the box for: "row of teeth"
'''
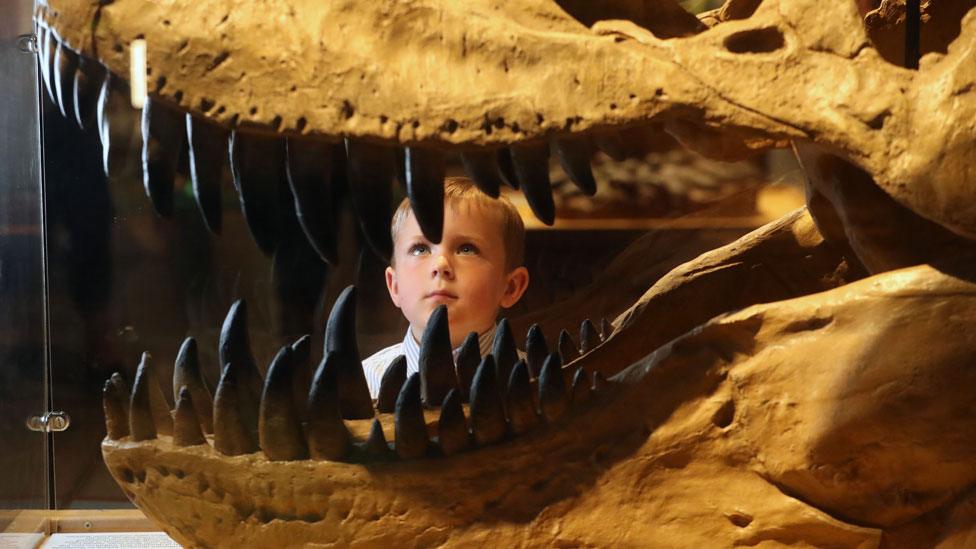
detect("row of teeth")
[37,23,627,264]
[102,286,615,461]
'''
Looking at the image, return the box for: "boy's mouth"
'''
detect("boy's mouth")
[426,290,458,300]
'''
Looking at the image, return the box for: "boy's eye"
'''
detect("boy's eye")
[458,243,479,255]
[408,243,430,256]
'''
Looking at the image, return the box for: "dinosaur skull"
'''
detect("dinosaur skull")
[34,0,976,546]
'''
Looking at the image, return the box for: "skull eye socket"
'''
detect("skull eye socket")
[723,27,786,54]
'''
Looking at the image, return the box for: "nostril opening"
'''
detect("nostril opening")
[723,27,785,54]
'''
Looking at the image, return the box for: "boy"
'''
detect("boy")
[362,176,530,398]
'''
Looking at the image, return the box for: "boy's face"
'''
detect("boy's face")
[386,202,529,347]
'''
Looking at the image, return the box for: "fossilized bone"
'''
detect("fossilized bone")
[32,0,976,545]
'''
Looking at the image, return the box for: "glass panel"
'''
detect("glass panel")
[0,0,50,513]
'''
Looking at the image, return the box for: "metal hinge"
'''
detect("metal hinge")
[17,33,38,54]
[26,411,71,432]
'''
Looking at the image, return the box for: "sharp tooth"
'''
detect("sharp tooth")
[570,367,590,407]
[496,148,519,189]
[592,371,608,392]
[579,318,600,354]
[37,26,55,103]
[186,115,226,235]
[141,353,174,435]
[469,355,506,445]
[558,329,580,363]
[376,355,407,413]
[394,373,429,459]
[173,386,208,447]
[593,131,628,161]
[459,150,503,198]
[129,354,158,441]
[510,143,556,225]
[437,388,469,456]
[505,360,537,435]
[306,353,352,460]
[103,375,129,440]
[172,337,214,434]
[601,317,613,340]
[418,304,456,406]
[72,56,105,130]
[552,137,597,196]
[95,72,112,174]
[229,131,283,255]
[362,417,392,457]
[259,346,309,461]
[324,286,374,419]
[290,334,312,421]
[539,353,568,422]
[219,300,265,409]
[110,372,130,415]
[404,147,446,243]
[213,363,259,456]
[285,138,340,264]
[455,332,480,403]
[141,97,185,217]
[344,139,395,261]
[52,39,78,119]
[525,324,548,379]
[491,318,519,393]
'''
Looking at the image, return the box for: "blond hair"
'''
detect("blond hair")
[390,176,525,271]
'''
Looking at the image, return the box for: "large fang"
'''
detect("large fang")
[172,337,214,434]
[539,353,568,422]
[219,300,265,408]
[290,335,312,420]
[376,355,407,413]
[469,355,506,446]
[405,147,446,243]
[141,352,173,436]
[394,373,429,459]
[437,388,469,456]
[510,142,556,225]
[362,418,392,457]
[418,304,456,406]
[323,286,374,419]
[552,137,597,196]
[129,355,158,441]
[459,150,503,198]
[344,139,395,261]
[570,367,591,407]
[285,138,339,264]
[229,131,283,255]
[141,97,185,217]
[558,329,580,363]
[186,115,226,235]
[456,332,480,403]
[506,360,538,435]
[306,353,352,461]
[110,372,130,415]
[491,318,519,391]
[173,387,207,447]
[102,376,129,440]
[579,318,600,354]
[259,346,309,461]
[525,324,549,379]
[71,56,105,131]
[213,364,259,456]
[496,148,519,189]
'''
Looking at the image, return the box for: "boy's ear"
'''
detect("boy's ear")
[385,266,401,307]
[499,266,530,309]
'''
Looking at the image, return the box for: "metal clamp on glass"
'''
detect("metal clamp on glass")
[26,411,71,432]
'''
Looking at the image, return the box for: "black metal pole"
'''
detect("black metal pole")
[905,0,921,69]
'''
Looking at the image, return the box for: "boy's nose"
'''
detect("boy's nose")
[432,253,454,278]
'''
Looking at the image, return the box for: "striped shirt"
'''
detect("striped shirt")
[362,327,498,399]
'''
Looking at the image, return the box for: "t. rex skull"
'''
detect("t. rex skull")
[35,0,976,546]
